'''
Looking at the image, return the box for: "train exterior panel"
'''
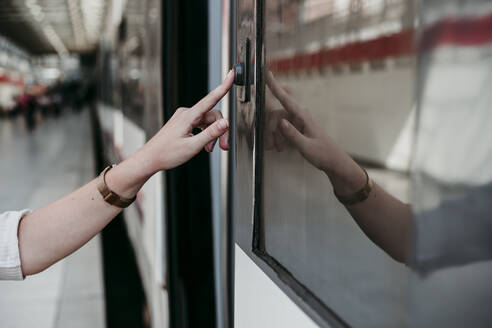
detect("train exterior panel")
[94,0,492,327]
[96,0,168,327]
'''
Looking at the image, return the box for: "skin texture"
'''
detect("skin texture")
[266,71,413,263]
[18,70,235,276]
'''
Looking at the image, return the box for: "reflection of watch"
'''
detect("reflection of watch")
[97,165,136,208]
[334,168,374,206]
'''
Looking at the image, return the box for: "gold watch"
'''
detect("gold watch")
[97,165,136,208]
[334,167,374,206]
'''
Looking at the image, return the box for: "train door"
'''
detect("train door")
[231,0,416,327]
[232,0,327,326]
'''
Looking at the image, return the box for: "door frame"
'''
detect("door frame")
[163,1,217,327]
[229,1,349,327]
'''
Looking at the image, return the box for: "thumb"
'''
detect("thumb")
[193,118,229,150]
[280,119,308,149]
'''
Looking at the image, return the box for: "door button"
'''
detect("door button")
[234,62,246,86]
[235,38,252,102]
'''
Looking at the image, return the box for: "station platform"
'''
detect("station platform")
[0,110,105,328]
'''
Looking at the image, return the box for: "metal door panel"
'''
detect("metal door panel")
[232,1,340,326]
[234,0,257,252]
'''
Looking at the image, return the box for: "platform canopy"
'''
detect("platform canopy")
[0,0,108,56]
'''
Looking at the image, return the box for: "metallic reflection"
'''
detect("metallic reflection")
[411,0,492,326]
[262,1,414,327]
[261,0,492,326]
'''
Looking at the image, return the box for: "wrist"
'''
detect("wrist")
[324,154,366,196]
[104,149,155,199]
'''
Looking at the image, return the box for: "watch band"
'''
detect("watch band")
[334,167,374,206]
[97,165,136,208]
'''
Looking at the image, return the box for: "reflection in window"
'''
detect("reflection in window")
[260,0,415,326]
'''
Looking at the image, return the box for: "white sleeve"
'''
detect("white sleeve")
[412,184,492,274]
[0,210,31,280]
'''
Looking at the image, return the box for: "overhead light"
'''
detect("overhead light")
[67,0,87,48]
[42,25,69,57]
[30,5,42,16]
[25,0,37,7]
[33,11,45,22]
[25,0,69,57]
[80,0,106,44]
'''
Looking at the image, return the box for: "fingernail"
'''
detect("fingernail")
[281,119,289,129]
[218,119,229,130]
[207,140,217,152]
[227,69,234,78]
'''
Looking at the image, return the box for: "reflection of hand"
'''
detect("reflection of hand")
[266,71,333,172]
[266,75,412,265]
[264,107,288,151]
[264,84,304,152]
[266,71,366,195]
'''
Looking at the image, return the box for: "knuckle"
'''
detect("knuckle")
[209,124,220,138]
[207,127,216,139]
[211,109,222,118]
[186,137,199,150]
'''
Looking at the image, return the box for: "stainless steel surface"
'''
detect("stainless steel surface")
[234,0,256,252]
[208,0,227,326]
[260,1,415,327]
[411,0,492,326]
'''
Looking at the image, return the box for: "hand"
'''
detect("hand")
[266,71,333,171]
[264,89,289,151]
[143,70,234,172]
[266,71,366,195]
[105,71,234,199]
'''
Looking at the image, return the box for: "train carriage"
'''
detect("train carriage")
[94,0,492,327]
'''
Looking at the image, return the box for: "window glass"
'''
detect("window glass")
[411,1,492,326]
[261,0,415,326]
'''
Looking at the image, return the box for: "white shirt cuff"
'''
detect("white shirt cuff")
[0,209,31,280]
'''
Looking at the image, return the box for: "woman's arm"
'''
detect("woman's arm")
[267,72,413,263]
[18,71,234,276]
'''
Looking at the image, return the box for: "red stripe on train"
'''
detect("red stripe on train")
[268,13,492,74]
[268,30,414,74]
[422,13,492,50]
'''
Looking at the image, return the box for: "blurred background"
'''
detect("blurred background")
[1,1,113,328]
[1,1,492,328]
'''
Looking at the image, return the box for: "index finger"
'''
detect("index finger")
[191,70,235,117]
[266,70,303,117]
